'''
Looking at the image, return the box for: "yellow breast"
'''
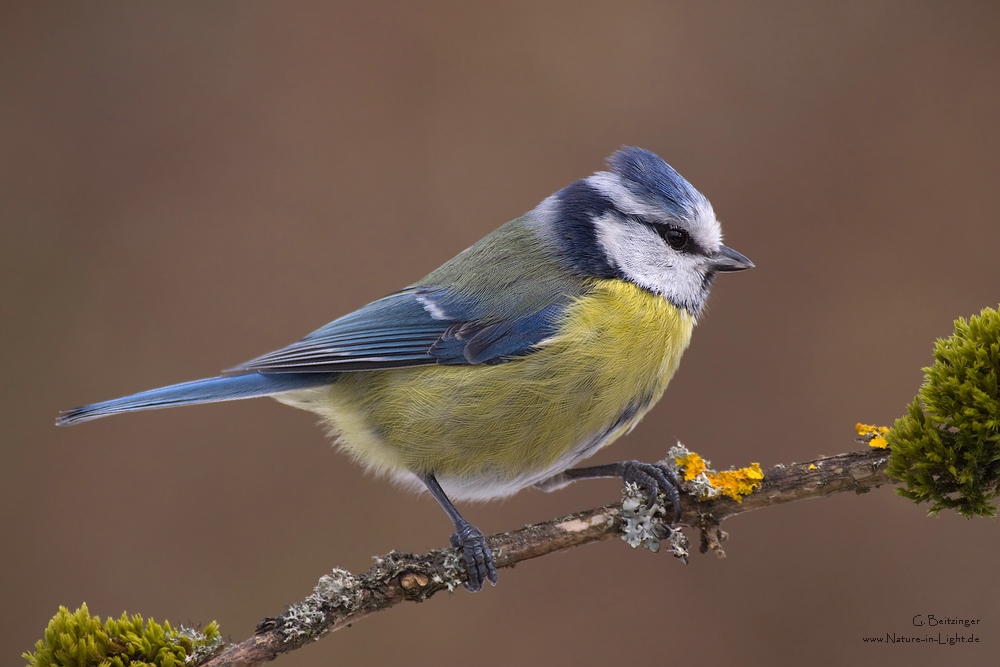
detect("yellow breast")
[287,279,695,494]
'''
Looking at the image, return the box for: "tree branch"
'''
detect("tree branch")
[198,447,892,667]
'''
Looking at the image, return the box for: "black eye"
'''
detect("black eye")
[662,227,689,251]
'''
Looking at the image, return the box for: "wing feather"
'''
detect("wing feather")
[227,288,566,374]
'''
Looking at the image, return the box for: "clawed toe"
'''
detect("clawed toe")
[421,473,499,592]
[451,521,498,592]
[620,460,682,523]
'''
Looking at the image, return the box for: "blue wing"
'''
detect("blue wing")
[56,372,336,426]
[58,287,570,425]
[228,287,567,374]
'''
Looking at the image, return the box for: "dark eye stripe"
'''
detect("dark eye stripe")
[646,222,706,256]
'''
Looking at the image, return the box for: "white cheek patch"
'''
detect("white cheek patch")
[592,215,672,292]
[592,214,712,314]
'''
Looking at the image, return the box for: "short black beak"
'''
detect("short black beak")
[711,244,754,272]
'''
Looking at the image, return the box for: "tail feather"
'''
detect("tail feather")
[56,372,334,426]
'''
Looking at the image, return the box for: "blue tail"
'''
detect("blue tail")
[56,372,335,426]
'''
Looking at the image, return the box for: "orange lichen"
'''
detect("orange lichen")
[808,464,818,470]
[856,423,891,448]
[706,464,765,502]
[675,451,708,481]
[673,449,763,502]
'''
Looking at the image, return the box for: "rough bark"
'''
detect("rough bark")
[198,447,892,667]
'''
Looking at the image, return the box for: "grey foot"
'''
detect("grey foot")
[450,520,498,592]
[619,460,682,522]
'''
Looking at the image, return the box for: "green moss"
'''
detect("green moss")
[23,604,221,667]
[886,305,1000,517]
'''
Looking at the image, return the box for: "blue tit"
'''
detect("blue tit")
[58,146,753,591]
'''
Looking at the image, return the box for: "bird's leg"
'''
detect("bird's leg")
[420,473,498,592]
[561,461,682,522]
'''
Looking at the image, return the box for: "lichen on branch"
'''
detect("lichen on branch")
[26,305,1000,667]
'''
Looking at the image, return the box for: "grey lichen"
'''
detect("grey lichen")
[439,549,465,592]
[620,482,672,553]
[314,569,361,604]
[666,525,690,563]
[279,568,362,643]
[178,626,224,665]
[616,445,695,562]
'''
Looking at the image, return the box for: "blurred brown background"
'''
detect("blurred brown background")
[3,2,999,665]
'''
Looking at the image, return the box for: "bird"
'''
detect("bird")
[57,146,753,592]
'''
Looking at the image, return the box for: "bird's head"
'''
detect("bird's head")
[530,146,753,316]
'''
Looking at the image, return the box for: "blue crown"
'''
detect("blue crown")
[607,146,705,218]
